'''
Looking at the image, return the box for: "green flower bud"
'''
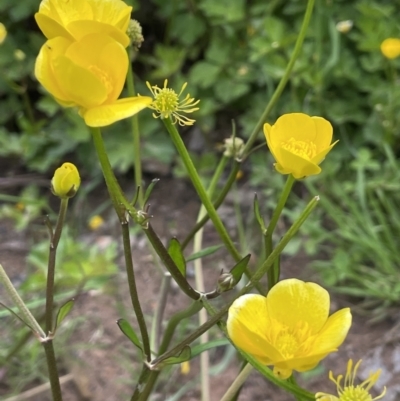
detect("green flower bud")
[127,19,144,50]
[223,137,245,160]
[217,272,236,293]
[51,162,80,199]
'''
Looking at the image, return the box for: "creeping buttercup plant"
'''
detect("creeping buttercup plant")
[0,0,389,401]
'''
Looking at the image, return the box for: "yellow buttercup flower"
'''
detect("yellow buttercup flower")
[88,215,104,231]
[35,33,152,127]
[380,38,400,59]
[264,113,337,179]
[227,279,352,380]
[316,359,386,401]
[146,80,200,126]
[35,0,132,47]
[0,23,7,44]
[51,162,81,199]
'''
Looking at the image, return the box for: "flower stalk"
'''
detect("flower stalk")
[163,118,241,262]
[242,0,316,157]
[265,174,296,288]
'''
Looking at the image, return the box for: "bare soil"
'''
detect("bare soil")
[1,177,399,401]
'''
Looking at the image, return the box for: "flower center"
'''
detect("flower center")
[152,88,179,118]
[281,137,317,160]
[339,386,373,401]
[275,331,300,358]
[88,65,113,95]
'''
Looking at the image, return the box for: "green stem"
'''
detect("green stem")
[219,363,253,401]
[151,272,172,352]
[45,197,68,334]
[121,221,151,361]
[163,118,240,262]
[135,301,203,401]
[90,127,128,221]
[251,196,319,285]
[265,175,295,288]
[91,126,198,300]
[126,48,144,206]
[43,340,63,401]
[242,0,316,157]
[181,161,241,250]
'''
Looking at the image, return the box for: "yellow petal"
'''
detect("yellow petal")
[53,55,108,109]
[267,279,330,333]
[67,20,130,47]
[264,122,280,162]
[312,140,338,165]
[227,294,284,363]
[82,96,152,127]
[65,33,128,102]
[88,0,132,31]
[270,113,317,146]
[309,308,352,354]
[276,147,321,178]
[35,13,75,41]
[35,37,73,103]
[311,116,333,151]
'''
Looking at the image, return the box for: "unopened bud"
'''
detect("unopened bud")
[217,272,236,293]
[127,19,144,50]
[51,162,80,199]
[336,20,353,34]
[223,137,245,160]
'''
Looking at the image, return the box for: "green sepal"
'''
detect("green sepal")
[168,237,186,277]
[54,298,74,333]
[117,319,144,355]
[143,178,160,206]
[253,193,266,233]
[155,345,191,369]
[230,254,251,284]
[186,244,224,262]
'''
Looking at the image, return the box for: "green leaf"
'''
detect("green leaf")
[253,193,266,233]
[155,345,191,369]
[189,61,221,88]
[190,338,230,358]
[117,319,143,353]
[149,45,186,79]
[230,254,251,283]
[168,238,186,277]
[54,299,74,333]
[186,244,224,262]
[143,178,160,206]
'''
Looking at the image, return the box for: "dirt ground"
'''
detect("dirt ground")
[1,177,399,401]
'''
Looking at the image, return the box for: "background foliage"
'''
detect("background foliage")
[1,0,400,320]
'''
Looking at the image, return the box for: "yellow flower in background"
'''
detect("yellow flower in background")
[227,279,352,380]
[0,23,7,44]
[35,0,132,47]
[264,113,337,179]
[52,162,81,199]
[146,80,200,126]
[35,33,152,127]
[88,215,104,231]
[316,359,386,401]
[380,38,400,59]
